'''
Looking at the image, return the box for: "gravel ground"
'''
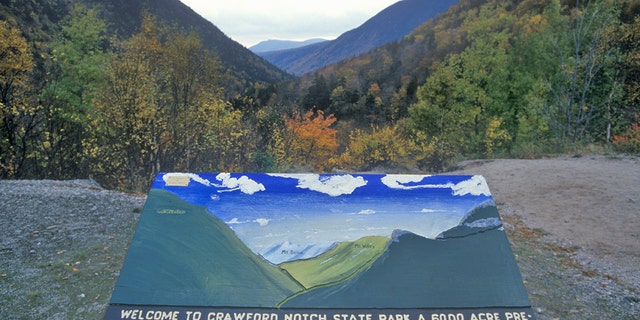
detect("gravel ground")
[1,156,639,319]
[0,180,146,319]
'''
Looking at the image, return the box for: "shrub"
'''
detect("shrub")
[613,117,640,154]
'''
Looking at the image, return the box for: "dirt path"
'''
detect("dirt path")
[451,154,640,289]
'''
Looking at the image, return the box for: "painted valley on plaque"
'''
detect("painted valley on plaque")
[105,173,535,320]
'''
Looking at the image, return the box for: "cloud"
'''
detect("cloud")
[358,209,376,215]
[227,218,241,224]
[255,218,270,227]
[381,174,491,197]
[162,173,266,195]
[179,0,398,46]
[214,173,265,195]
[451,175,491,196]
[271,174,367,197]
[381,174,451,190]
[420,208,447,213]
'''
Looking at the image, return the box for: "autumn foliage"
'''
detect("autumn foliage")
[613,118,640,154]
[0,20,35,177]
[337,126,414,171]
[284,109,338,171]
[1,1,639,191]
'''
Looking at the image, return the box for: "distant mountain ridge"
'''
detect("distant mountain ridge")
[258,0,459,75]
[260,240,337,264]
[279,236,390,289]
[250,38,329,53]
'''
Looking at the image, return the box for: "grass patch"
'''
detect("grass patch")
[280,236,389,289]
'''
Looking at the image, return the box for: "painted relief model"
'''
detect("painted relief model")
[105,173,535,320]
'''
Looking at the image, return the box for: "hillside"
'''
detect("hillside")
[279,236,389,289]
[259,0,459,75]
[92,0,291,86]
[296,0,487,92]
[0,0,290,90]
[2,0,638,200]
[282,229,530,308]
[110,189,304,307]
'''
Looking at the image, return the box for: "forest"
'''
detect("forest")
[1,0,639,191]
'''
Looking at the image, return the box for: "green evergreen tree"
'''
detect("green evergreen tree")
[39,4,109,178]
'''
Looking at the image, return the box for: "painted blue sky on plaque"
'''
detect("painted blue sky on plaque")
[155,173,494,264]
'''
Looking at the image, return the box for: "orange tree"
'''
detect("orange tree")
[613,116,640,154]
[283,109,338,171]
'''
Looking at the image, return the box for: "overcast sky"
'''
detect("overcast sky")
[179,0,399,48]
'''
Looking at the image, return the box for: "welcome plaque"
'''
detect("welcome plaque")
[105,173,535,320]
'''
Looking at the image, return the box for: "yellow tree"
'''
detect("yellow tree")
[284,109,338,171]
[0,20,36,177]
[89,15,231,190]
[159,29,224,171]
[337,125,415,171]
[89,35,159,191]
[199,100,250,172]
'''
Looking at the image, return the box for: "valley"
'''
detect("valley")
[279,236,390,289]
[2,0,636,191]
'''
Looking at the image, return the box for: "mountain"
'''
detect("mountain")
[282,228,530,308]
[250,38,329,53]
[292,0,490,120]
[281,201,529,309]
[260,240,337,264]
[258,0,460,75]
[437,199,501,238]
[0,0,291,90]
[92,0,291,86]
[110,189,304,307]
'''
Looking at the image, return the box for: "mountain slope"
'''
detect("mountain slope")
[279,236,389,289]
[250,38,328,53]
[282,227,530,308]
[0,0,290,90]
[90,0,291,86]
[110,189,304,307]
[259,0,459,75]
[280,201,528,308]
[437,199,501,238]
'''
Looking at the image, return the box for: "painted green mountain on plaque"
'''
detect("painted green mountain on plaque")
[279,236,390,289]
[110,189,304,307]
